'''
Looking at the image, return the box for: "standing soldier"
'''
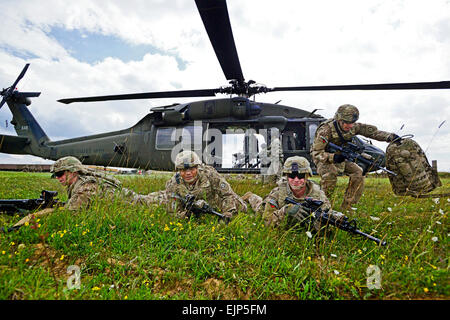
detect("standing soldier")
[262,137,284,185]
[311,104,399,211]
[243,156,344,231]
[134,151,247,220]
[12,156,122,228]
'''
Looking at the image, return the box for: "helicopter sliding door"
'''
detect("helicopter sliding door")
[204,122,279,173]
[280,120,319,173]
[281,121,307,159]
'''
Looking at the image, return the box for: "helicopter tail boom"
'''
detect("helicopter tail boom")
[0,134,30,154]
[0,64,51,158]
[2,96,51,159]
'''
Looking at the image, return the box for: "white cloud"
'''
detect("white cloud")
[0,0,449,170]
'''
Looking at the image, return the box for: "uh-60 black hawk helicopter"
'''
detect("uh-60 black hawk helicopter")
[1,0,450,174]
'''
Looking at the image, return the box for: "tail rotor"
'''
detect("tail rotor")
[0,64,41,110]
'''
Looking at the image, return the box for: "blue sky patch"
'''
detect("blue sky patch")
[47,26,187,69]
[1,45,39,61]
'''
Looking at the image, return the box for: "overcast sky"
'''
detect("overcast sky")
[0,0,449,171]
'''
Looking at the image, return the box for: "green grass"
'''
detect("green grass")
[0,171,448,300]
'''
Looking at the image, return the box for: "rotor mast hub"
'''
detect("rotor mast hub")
[218,79,269,98]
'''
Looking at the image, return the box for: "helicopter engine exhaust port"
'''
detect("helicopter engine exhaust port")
[162,110,183,125]
[231,102,261,119]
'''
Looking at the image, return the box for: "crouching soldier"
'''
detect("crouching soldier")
[243,156,345,232]
[311,104,400,210]
[12,156,122,228]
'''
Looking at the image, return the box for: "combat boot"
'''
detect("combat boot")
[342,175,364,210]
[340,200,352,212]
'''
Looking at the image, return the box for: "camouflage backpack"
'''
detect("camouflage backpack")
[385,137,442,197]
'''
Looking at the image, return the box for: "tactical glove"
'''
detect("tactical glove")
[223,211,233,218]
[286,204,302,216]
[285,204,310,221]
[388,133,401,144]
[219,211,233,224]
[194,199,208,208]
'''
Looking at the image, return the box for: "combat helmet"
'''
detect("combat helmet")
[283,156,313,175]
[334,104,359,123]
[174,151,202,170]
[50,156,84,177]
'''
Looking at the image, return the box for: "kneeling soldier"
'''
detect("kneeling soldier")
[311,104,399,210]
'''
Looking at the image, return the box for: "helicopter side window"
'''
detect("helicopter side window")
[156,127,176,150]
[156,125,203,150]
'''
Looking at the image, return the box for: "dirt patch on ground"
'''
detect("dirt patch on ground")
[30,243,83,279]
[202,278,250,299]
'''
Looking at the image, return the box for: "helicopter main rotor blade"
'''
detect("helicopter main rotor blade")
[0,63,31,110]
[57,88,219,104]
[0,97,7,110]
[269,81,450,92]
[11,63,30,90]
[195,0,244,83]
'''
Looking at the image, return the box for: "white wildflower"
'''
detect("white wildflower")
[333,270,340,275]
[432,198,439,204]
[431,237,438,242]
[387,207,392,212]
[439,209,444,215]
[370,216,380,221]
[351,207,357,211]
[330,254,337,258]
[306,231,313,239]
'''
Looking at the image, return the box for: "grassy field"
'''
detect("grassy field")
[0,171,448,300]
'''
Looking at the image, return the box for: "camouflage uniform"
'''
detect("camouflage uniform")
[135,151,247,219]
[262,178,332,230]
[165,163,247,219]
[243,156,344,231]
[129,190,168,206]
[64,172,121,210]
[52,156,121,210]
[311,104,396,209]
[13,156,121,228]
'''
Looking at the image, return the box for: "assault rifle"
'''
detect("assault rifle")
[171,193,230,224]
[1,190,63,233]
[0,190,61,215]
[321,136,397,176]
[285,197,387,246]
